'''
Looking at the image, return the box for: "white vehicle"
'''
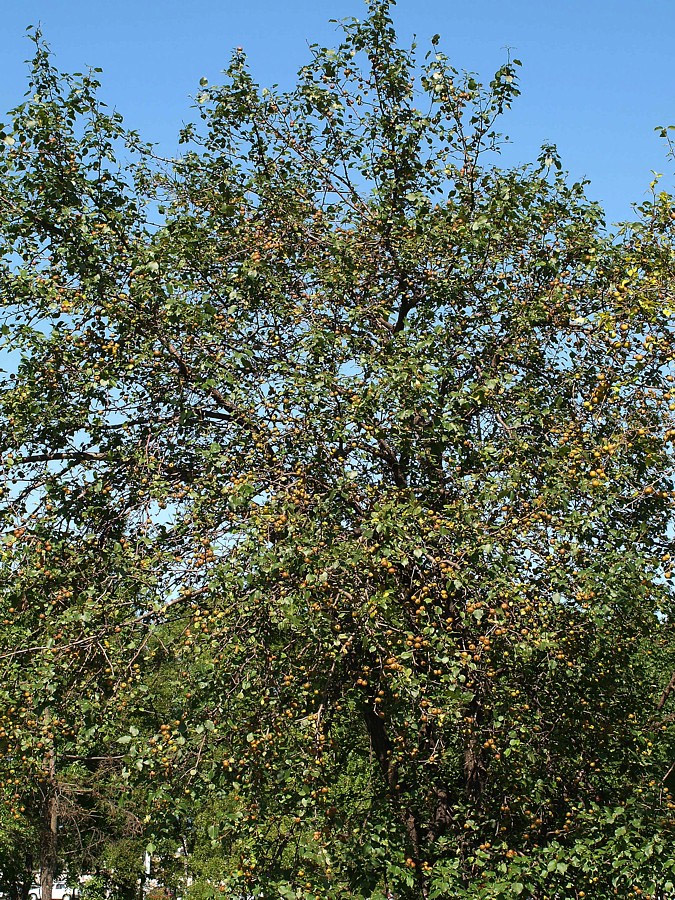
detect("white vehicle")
[28,881,75,900]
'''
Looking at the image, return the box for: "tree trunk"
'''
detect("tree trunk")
[362,705,428,898]
[20,874,33,900]
[40,748,58,900]
[18,854,34,900]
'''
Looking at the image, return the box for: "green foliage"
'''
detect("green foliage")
[0,3,674,897]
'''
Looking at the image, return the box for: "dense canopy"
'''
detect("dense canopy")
[0,3,674,898]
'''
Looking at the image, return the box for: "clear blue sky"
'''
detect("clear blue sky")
[1,0,674,225]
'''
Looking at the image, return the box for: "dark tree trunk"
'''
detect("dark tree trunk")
[363,705,428,898]
[40,749,58,900]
